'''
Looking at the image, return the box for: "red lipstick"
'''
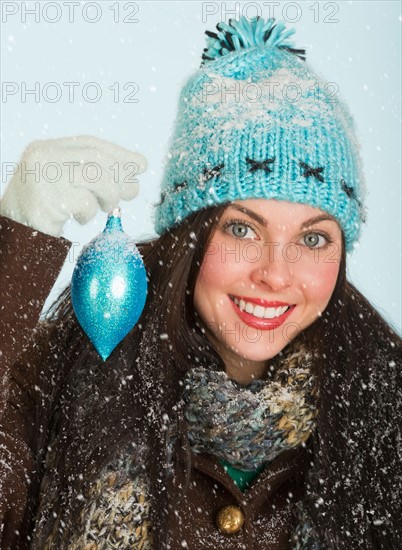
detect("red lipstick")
[228,295,295,331]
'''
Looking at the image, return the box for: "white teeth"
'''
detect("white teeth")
[253,305,265,318]
[232,297,290,319]
[264,307,278,319]
[245,302,254,314]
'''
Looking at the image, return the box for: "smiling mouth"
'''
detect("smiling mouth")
[228,295,294,320]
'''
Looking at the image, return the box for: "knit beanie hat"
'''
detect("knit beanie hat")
[153,17,366,252]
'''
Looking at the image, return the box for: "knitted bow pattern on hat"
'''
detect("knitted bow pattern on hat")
[183,343,318,471]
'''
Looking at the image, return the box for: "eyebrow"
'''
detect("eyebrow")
[228,204,339,229]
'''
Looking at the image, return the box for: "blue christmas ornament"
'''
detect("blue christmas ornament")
[71,208,148,361]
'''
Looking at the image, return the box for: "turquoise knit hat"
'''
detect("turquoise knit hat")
[153,17,366,252]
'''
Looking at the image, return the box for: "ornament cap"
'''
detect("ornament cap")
[105,208,123,232]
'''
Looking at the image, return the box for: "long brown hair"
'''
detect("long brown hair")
[29,204,401,549]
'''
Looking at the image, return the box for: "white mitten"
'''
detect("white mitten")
[0,136,147,237]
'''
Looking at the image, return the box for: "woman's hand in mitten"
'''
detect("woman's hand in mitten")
[0,136,147,237]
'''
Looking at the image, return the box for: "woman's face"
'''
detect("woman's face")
[193,199,343,382]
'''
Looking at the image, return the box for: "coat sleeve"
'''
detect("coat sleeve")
[0,216,71,547]
[0,216,71,391]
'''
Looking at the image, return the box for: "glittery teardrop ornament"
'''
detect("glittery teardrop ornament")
[71,208,148,361]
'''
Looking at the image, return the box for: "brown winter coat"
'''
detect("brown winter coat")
[0,216,310,549]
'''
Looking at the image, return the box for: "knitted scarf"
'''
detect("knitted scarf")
[183,343,318,471]
[37,343,319,549]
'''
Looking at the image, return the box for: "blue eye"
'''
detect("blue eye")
[223,219,258,239]
[302,232,330,249]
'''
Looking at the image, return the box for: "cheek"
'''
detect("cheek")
[300,260,340,308]
[195,246,240,289]
[194,248,237,319]
[193,259,215,316]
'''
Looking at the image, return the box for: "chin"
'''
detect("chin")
[227,340,290,362]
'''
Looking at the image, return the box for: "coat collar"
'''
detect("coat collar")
[191,443,311,517]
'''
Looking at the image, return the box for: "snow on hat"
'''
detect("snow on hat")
[153,16,366,252]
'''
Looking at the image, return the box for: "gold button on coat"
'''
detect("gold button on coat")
[215,505,244,535]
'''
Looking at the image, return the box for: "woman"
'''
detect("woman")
[1,16,401,550]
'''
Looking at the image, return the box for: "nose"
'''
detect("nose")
[249,243,293,291]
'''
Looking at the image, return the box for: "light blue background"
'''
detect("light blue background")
[1,1,401,334]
